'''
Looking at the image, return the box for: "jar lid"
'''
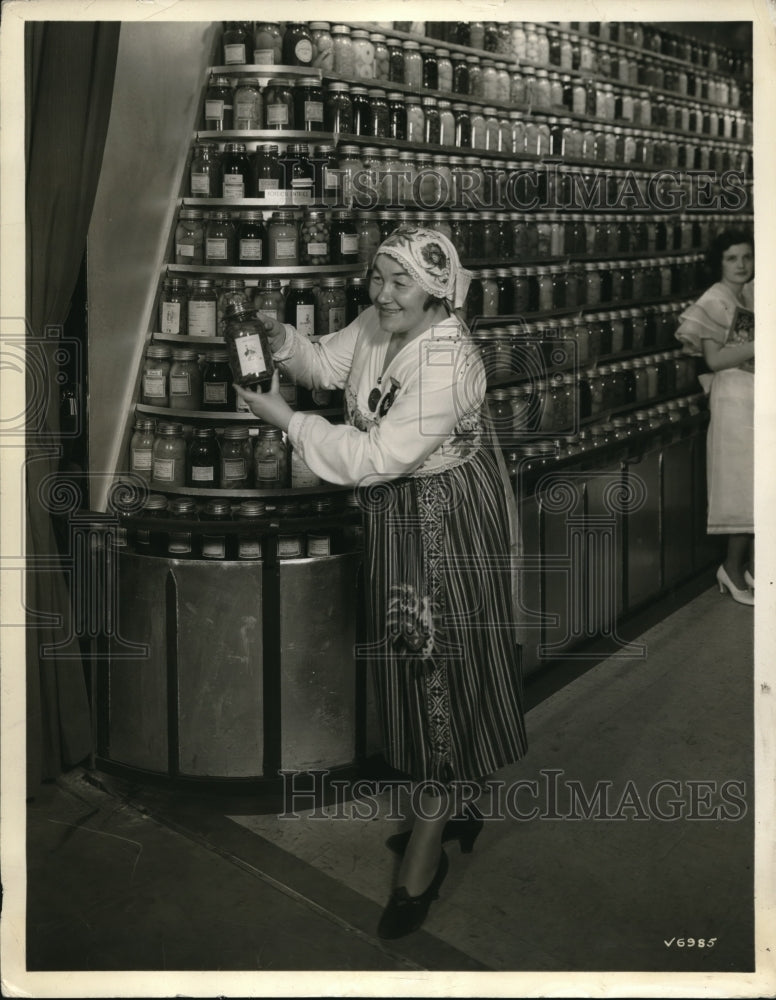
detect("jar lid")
[271,210,297,219]
[179,208,204,220]
[331,24,351,33]
[287,143,310,155]
[289,277,316,288]
[146,345,172,359]
[169,498,197,516]
[348,276,369,287]
[221,278,247,290]
[194,426,215,438]
[210,75,231,86]
[351,29,370,39]
[421,96,438,106]
[438,48,450,56]
[223,426,250,439]
[157,421,183,436]
[165,276,189,287]
[331,209,354,220]
[404,94,421,104]
[223,142,247,153]
[134,417,156,431]
[240,211,265,223]
[320,277,345,287]
[338,144,361,155]
[257,144,280,154]
[309,21,330,29]
[258,278,282,289]
[144,494,169,511]
[267,78,295,88]
[191,278,216,288]
[203,499,232,516]
[171,348,199,361]
[238,500,267,517]
[206,349,230,361]
[466,54,480,63]
[367,88,386,97]
[350,85,369,95]
[402,40,420,49]
[369,33,387,41]
[327,82,351,92]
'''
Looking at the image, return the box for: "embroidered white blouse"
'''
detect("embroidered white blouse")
[274,307,487,487]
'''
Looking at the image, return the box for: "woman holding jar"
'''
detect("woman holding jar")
[235,228,527,939]
[675,228,754,605]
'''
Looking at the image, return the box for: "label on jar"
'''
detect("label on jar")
[168,532,192,555]
[238,538,263,560]
[223,175,245,198]
[170,373,191,396]
[258,178,280,192]
[176,242,195,258]
[323,167,340,191]
[190,172,210,195]
[328,306,345,332]
[206,238,228,260]
[131,448,153,472]
[304,100,324,123]
[239,239,263,261]
[256,458,280,481]
[267,104,290,126]
[306,241,327,255]
[203,381,228,403]
[188,300,216,337]
[307,534,331,557]
[192,465,215,482]
[224,43,246,65]
[143,374,166,397]
[202,536,226,559]
[153,458,176,482]
[340,233,359,256]
[205,99,225,120]
[278,535,303,558]
[294,39,313,63]
[223,458,247,481]
[234,334,269,377]
[160,301,181,334]
[273,237,297,260]
[295,305,315,340]
[257,308,278,321]
[254,48,274,64]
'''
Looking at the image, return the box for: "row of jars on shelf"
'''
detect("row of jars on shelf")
[130,418,328,492]
[204,72,751,149]
[218,21,749,108]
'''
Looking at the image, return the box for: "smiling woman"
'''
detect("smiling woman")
[235,227,527,939]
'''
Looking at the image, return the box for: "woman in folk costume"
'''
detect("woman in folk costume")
[236,227,527,937]
[676,228,754,605]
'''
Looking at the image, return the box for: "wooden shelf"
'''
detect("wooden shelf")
[135,404,342,421]
[209,64,322,80]
[145,482,350,499]
[165,264,362,276]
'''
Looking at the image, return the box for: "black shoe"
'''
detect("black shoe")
[377,849,449,940]
[385,804,484,856]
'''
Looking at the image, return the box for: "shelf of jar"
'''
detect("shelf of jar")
[179,192,341,208]
[151,333,226,346]
[140,482,352,500]
[165,264,362,276]
[209,64,323,80]
[463,247,714,269]
[471,291,694,326]
[135,404,343,421]
[485,344,689,388]
[196,129,334,145]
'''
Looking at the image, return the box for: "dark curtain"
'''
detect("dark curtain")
[25,21,120,793]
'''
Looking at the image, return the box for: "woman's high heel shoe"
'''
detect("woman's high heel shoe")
[745,569,755,590]
[385,804,484,856]
[377,849,449,940]
[717,564,754,606]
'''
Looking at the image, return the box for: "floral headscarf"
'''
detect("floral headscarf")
[375,226,472,310]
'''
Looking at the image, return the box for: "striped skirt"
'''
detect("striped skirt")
[707,368,754,534]
[360,447,528,784]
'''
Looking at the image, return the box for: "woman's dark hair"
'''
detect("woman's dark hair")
[707,228,754,282]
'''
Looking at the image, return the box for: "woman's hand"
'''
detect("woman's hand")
[233,370,294,432]
[255,313,289,354]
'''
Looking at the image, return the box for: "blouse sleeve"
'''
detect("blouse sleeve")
[286,336,487,487]
[675,285,729,355]
[272,312,365,391]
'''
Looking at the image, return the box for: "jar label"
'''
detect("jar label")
[278,535,303,557]
[223,175,245,198]
[131,448,153,472]
[238,539,263,559]
[327,305,345,333]
[234,334,269,377]
[170,373,191,396]
[202,537,226,559]
[206,238,228,259]
[160,301,181,334]
[257,308,278,321]
[190,172,210,195]
[224,43,246,65]
[307,535,331,557]
[191,465,215,482]
[267,104,289,125]
[340,233,358,256]
[205,99,225,120]
[307,241,327,255]
[294,39,313,63]
[254,48,274,64]
[295,304,315,340]
[235,102,258,126]
[203,381,228,403]
[176,242,195,258]
[274,237,297,260]
[258,178,280,192]
[143,374,166,397]
[188,300,216,338]
[304,100,324,123]
[256,458,280,481]
[153,458,176,482]
[239,238,263,261]
[323,167,340,190]
[168,533,192,555]
[223,458,247,481]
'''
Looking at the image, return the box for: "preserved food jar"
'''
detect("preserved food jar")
[205,211,236,265]
[233,78,262,129]
[253,278,284,322]
[452,55,469,95]
[189,142,220,198]
[279,142,314,200]
[201,349,235,411]
[330,209,359,263]
[220,426,253,488]
[285,278,317,340]
[405,94,425,143]
[402,40,423,89]
[331,24,355,76]
[436,47,453,92]
[352,29,375,78]
[309,22,333,70]
[236,212,267,266]
[159,277,188,335]
[252,144,282,198]
[142,345,172,406]
[356,210,380,264]
[367,87,390,137]
[204,76,233,131]
[346,276,372,322]
[324,82,354,133]
[130,416,156,482]
[253,22,283,64]
[254,427,288,489]
[152,421,186,488]
[294,81,325,131]
[300,209,330,264]
[222,21,251,65]
[421,44,438,90]
[175,208,204,265]
[317,277,347,337]
[267,211,299,265]
[349,85,370,135]
[264,79,294,129]
[283,22,314,66]
[452,103,472,148]
[387,92,407,141]
[187,427,219,488]
[169,348,202,410]
[224,299,273,381]
[235,501,265,560]
[200,500,231,560]
[371,33,390,80]
[221,143,253,198]
[187,279,217,338]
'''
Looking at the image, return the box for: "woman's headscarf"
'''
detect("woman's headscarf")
[374,226,472,310]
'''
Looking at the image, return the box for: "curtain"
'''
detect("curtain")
[25,21,120,793]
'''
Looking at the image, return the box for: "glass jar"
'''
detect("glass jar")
[402,40,423,89]
[130,416,156,482]
[405,95,425,144]
[371,33,390,81]
[330,209,359,263]
[252,144,282,198]
[294,81,325,132]
[169,348,202,410]
[233,78,262,129]
[279,142,314,200]
[253,278,284,322]
[299,209,330,265]
[348,86,370,135]
[324,82,354,134]
[452,55,469,95]
[205,211,236,265]
[201,349,235,411]
[175,208,204,265]
[283,22,314,66]
[220,426,253,489]
[331,24,355,76]
[223,306,275,389]
[204,76,233,131]
[254,427,288,489]
[187,279,217,338]
[236,212,268,266]
[420,44,438,90]
[159,277,188,335]
[285,278,317,340]
[253,22,283,64]
[346,276,372,323]
[317,277,347,338]
[351,29,375,78]
[221,143,253,198]
[151,421,186,488]
[419,97,439,147]
[452,103,472,148]
[355,210,381,265]
[267,211,299,265]
[309,22,334,70]
[142,345,172,406]
[189,142,220,198]
[436,48,453,92]
[235,501,266,560]
[187,427,219,488]
[367,88,390,138]
[264,79,294,129]
[200,500,231,560]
